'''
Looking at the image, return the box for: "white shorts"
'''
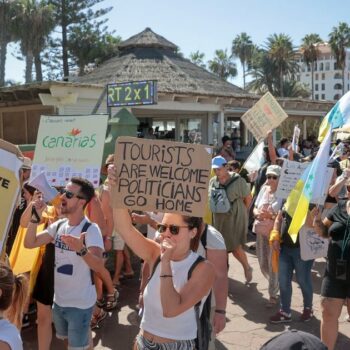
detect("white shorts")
[112,233,125,251]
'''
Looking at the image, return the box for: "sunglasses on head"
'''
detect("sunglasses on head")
[59,188,84,200]
[267,175,278,180]
[156,223,191,235]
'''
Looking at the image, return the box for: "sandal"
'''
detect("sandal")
[96,298,106,309]
[91,308,107,329]
[104,289,119,311]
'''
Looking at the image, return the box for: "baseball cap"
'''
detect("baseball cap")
[21,157,32,170]
[266,165,281,177]
[260,329,328,350]
[212,156,227,169]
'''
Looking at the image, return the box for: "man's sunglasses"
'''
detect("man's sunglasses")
[156,223,191,235]
[267,175,278,180]
[59,188,85,200]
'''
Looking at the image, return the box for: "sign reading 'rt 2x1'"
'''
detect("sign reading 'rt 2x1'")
[107,80,158,107]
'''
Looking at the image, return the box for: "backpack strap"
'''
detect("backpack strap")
[200,225,208,250]
[188,256,206,307]
[80,219,94,285]
[224,174,239,189]
[148,255,161,283]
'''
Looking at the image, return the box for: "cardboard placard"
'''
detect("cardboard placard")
[241,92,288,142]
[300,226,329,261]
[31,115,108,188]
[112,137,212,216]
[0,139,23,255]
[276,160,333,205]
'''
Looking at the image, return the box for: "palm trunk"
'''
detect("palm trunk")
[311,64,314,100]
[0,41,6,86]
[280,68,284,97]
[61,0,69,80]
[242,61,246,90]
[34,54,43,82]
[342,65,345,96]
[25,53,33,83]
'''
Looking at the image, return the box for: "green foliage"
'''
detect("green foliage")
[208,49,237,81]
[189,51,206,69]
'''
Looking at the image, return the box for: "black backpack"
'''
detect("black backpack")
[149,255,212,350]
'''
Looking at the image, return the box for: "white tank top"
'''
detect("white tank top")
[141,251,206,340]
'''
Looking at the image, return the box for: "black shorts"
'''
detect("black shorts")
[32,243,54,306]
[321,273,350,299]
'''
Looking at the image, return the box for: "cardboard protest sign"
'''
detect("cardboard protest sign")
[299,226,329,261]
[241,92,288,142]
[112,137,212,216]
[31,115,108,188]
[276,160,333,204]
[0,139,23,255]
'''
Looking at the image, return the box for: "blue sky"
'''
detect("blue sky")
[5,0,350,87]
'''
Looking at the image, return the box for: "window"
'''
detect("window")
[322,73,325,80]
[334,83,342,90]
[326,62,330,70]
[334,72,342,79]
[315,73,319,80]
[315,84,319,91]
[322,83,325,90]
[319,62,324,71]
[321,94,325,100]
[334,94,341,100]
[307,65,311,72]
[315,94,319,100]
[334,62,338,70]
[296,75,300,81]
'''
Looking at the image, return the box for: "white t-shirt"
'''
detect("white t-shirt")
[0,319,23,350]
[196,225,226,258]
[47,217,104,309]
[277,147,289,158]
[255,185,283,213]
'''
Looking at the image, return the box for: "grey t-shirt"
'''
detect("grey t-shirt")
[197,225,226,258]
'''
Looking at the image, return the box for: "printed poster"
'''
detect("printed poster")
[241,92,288,142]
[31,115,108,188]
[112,137,212,217]
[0,139,23,255]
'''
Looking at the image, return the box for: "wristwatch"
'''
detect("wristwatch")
[76,246,88,257]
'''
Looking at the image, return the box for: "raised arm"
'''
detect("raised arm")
[267,130,277,164]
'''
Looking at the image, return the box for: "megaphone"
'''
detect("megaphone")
[29,172,61,207]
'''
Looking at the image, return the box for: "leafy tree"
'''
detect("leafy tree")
[0,1,19,86]
[189,50,206,68]
[48,0,112,80]
[231,32,253,90]
[208,49,237,81]
[12,0,55,83]
[301,33,322,100]
[266,33,297,97]
[329,22,350,95]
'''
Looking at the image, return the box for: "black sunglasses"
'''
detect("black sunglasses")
[267,175,278,180]
[157,223,191,235]
[59,188,85,200]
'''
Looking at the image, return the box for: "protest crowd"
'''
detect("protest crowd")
[3,95,350,350]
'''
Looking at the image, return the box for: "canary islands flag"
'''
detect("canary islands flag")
[318,91,350,142]
[287,129,332,241]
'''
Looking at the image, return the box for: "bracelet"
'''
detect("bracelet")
[215,309,226,314]
[160,275,173,278]
[104,236,113,241]
[30,219,39,224]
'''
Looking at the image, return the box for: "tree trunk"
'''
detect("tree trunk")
[242,61,246,90]
[61,0,69,80]
[342,65,345,96]
[34,54,43,82]
[311,64,314,100]
[0,41,7,86]
[25,53,33,83]
[280,68,284,97]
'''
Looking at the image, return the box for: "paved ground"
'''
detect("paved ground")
[22,246,350,349]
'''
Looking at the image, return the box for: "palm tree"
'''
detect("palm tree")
[301,34,322,100]
[266,33,297,97]
[329,22,350,95]
[208,49,237,81]
[189,51,206,69]
[231,32,253,90]
[12,0,55,83]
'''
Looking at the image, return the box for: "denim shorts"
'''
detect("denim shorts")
[53,303,93,350]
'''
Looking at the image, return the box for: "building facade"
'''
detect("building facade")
[296,42,350,101]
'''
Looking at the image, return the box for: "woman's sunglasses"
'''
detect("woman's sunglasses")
[267,175,278,180]
[59,188,84,200]
[157,223,190,235]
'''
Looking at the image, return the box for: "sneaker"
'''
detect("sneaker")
[270,310,292,324]
[300,308,313,322]
[22,314,30,328]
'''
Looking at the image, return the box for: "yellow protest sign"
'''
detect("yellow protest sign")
[241,92,288,142]
[31,115,108,188]
[112,137,212,217]
[0,139,23,255]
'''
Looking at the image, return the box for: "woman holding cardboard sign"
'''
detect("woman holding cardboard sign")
[107,165,215,350]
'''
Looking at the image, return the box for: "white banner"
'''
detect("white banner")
[300,226,329,261]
